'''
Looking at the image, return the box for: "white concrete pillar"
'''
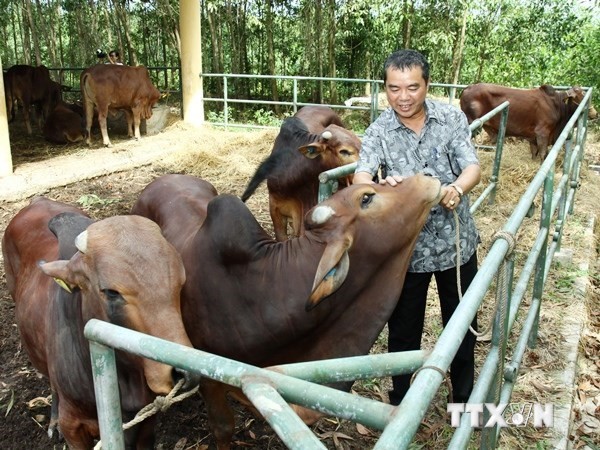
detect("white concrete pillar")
[179,0,204,126]
[0,59,13,177]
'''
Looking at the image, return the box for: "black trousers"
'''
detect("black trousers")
[387,252,478,405]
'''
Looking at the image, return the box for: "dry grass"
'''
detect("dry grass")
[149,122,600,449]
[6,114,599,449]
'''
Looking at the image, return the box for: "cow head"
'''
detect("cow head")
[303,174,443,310]
[565,86,598,119]
[38,215,198,395]
[298,124,361,173]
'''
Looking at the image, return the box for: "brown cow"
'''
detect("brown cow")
[460,83,598,160]
[80,64,160,147]
[132,173,442,449]
[42,100,86,144]
[5,64,61,135]
[2,197,199,449]
[241,105,361,241]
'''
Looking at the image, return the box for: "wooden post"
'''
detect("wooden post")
[0,59,13,177]
[179,0,204,126]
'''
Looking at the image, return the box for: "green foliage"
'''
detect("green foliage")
[1,0,598,118]
[76,194,120,210]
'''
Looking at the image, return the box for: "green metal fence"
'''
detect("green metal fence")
[82,85,594,449]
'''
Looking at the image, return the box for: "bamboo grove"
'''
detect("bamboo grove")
[1,0,598,118]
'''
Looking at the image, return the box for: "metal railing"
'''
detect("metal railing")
[201,73,466,129]
[82,87,593,449]
[317,100,510,205]
[48,66,181,100]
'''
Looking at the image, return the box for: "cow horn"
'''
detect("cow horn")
[306,239,351,310]
[75,230,88,253]
[321,130,332,140]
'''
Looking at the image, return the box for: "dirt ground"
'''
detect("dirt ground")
[0,113,599,450]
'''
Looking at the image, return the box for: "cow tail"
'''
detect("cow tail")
[80,73,91,111]
[241,155,280,202]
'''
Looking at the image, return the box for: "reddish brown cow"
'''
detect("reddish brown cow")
[460,83,598,160]
[80,64,160,147]
[132,173,442,449]
[241,105,361,241]
[42,100,86,144]
[2,197,199,449]
[5,64,61,135]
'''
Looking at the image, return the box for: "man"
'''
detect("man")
[108,50,123,65]
[353,49,480,405]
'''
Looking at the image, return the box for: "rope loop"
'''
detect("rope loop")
[94,378,199,449]
[409,365,454,403]
[490,230,517,260]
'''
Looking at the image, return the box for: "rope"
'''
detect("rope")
[409,365,454,403]
[408,213,517,405]
[453,211,516,339]
[93,378,199,450]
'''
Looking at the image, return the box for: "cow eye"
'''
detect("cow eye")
[102,289,122,302]
[361,193,375,208]
[339,149,352,157]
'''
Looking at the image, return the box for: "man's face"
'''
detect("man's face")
[385,66,428,121]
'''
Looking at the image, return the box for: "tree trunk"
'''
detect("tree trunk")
[450,7,468,85]
[23,0,40,65]
[327,0,337,104]
[402,0,414,49]
[265,0,280,113]
[204,2,223,97]
[20,0,32,64]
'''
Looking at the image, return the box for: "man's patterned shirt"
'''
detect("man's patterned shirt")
[355,99,480,273]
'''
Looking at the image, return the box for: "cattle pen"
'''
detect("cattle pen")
[77,86,595,450]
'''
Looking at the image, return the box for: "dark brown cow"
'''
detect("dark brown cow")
[241,105,361,241]
[2,197,199,449]
[42,100,86,144]
[132,173,442,449]
[460,83,598,160]
[80,64,160,147]
[5,64,61,135]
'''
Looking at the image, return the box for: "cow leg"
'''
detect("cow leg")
[58,400,98,450]
[200,380,235,450]
[21,103,33,135]
[536,135,549,160]
[131,108,142,140]
[483,126,497,145]
[97,111,112,147]
[290,208,303,238]
[84,100,95,146]
[269,203,288,241]
[529,141,539,160]
[48,387,60,440]
[124,110,134,138]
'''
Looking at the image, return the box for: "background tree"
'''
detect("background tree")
[0,0,597,119]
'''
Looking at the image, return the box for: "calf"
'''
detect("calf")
[80,64,160,147]
[2,197,199,449]
[241,105,361,240]
[42,101,86,144]
[460,83,597,160]
[132,173,442,449]
[5,64,61,135]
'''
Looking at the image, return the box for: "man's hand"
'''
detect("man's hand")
[441,185,461,210]
[379,175,404,186]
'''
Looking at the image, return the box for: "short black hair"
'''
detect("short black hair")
[383,49,430,84]
[109,50,120,57]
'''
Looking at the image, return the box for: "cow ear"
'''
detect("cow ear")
[39,260,77,293]
[306,240,351,311]
[298,144,324,160]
